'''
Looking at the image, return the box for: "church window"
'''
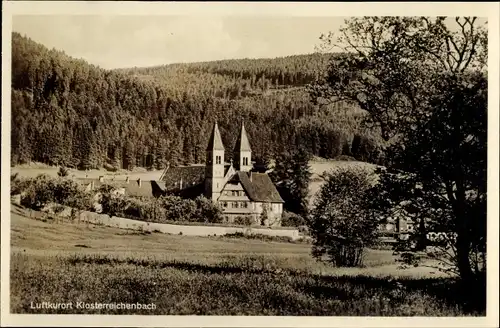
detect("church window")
[243,157,248,166]
[215,156,221,164]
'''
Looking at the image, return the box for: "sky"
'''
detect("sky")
[12,16,345,69]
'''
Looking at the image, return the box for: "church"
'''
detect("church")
[159,122,284,226]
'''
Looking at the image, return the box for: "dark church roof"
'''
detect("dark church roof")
[235,171,284,203]
[161,165,206,191]
[160,164,237,191]
[206,122,225,151]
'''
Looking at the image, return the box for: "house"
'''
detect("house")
[160,122,284,226]
[78,176,165,199]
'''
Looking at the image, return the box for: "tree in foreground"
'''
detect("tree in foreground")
[269,147,312,217]
[309,166,378,267]
[310,17,487,283]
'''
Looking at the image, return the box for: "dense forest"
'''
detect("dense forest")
[11,32,384,170]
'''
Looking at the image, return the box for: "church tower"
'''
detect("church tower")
[205,122,225,200]
[233,122,252,172]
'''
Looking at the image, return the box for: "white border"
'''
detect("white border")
[2,2,499,327]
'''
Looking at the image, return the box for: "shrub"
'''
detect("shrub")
[92,193,222,225]
[159,196,198,222]
[309,167,378,267]
[234,215,254,226]
[281,211,307,227]
[194,196,224,223]
[123,198,166,223]
[11,173,27,195]
[148,195,223,224]
[19,174,92,211]
[98,184,126,216]
[259,203,270,225]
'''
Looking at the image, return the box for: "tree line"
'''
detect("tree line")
[11,32,384,170]
[309,17,487,293]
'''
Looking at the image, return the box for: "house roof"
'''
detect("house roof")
[77,178,156,198]
[117,180,155,198]
[161,165,206,191]
[235,171,284,203]
[206,122,225,151]
[233,122,252,153]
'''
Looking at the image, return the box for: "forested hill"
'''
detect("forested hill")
[11,32,384,170]
[116,53,334,97]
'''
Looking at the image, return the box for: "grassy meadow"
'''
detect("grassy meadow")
[9,206,484,316]
[10,162,165,181]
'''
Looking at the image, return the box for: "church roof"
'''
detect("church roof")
[161,165,206,191]
[160,164,233,191]
[206,122,225,151]
[233,122,252,153]
[235,171,284,203]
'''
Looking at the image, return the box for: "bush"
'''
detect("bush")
[87,190,224,225]
[234,215,254,226]
[19,174,92,211]
[11,173,27,195]
[281,211,307,227]
[194,196,224,223]
[159,196,198,222]
[98,184,126,216]
[309,167,378,267]
[106,195,224,224]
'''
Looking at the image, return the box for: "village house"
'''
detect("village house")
[78,176,165,199]
[160,122,284,226]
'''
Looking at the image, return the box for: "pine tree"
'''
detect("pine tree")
[270,147,312,216]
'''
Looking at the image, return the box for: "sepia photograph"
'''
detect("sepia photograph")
[1,1,499,327]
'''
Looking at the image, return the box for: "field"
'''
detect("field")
[11,163,165,181]
[9,206,483,316]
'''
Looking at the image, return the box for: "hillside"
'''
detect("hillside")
[11,32,384,170]
[116,53,335,98]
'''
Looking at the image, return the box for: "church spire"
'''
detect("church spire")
[205,121,225,200]
[234,121,252,153]
[233,121,252,172]
[206,121,225,151]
